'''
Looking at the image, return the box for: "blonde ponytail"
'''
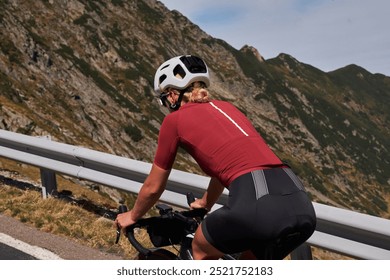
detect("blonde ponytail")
[182,82,210,103]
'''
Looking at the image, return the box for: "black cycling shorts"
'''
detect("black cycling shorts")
[201,168,317,259]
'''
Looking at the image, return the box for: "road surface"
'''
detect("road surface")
[0,214,123,260]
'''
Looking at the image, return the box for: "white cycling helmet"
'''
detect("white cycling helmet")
[154,55,210,95]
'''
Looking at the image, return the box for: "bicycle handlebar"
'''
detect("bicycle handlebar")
[125,207,207,257]
[115,204,128,244]
[116,203,155,256]
[118,193,207,258]
[127,219,154,256]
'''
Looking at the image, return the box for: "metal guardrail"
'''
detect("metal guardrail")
[1,129,390,259]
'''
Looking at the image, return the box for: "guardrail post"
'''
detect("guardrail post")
[40,168,57,198]
[290,244,313,260]
[37,135,58,198]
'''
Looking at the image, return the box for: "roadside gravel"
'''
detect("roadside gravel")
[0,213,124,260]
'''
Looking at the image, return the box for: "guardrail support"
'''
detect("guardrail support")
[40,168,57,198]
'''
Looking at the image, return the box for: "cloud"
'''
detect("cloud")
[160,0,390,75]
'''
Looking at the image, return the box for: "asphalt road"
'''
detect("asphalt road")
[0,242,37,260]
[0,214,123,260]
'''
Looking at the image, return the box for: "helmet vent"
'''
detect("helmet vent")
[173,65,186,79]
[159,74,167,84]
[180,56,207,73]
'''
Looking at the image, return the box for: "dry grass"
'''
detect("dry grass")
[312,248,353,260]
[0,158,145,258]
[0,183,140,258]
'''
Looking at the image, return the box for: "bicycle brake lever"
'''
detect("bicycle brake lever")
[115,203,128,244]
[115,227,121,244]
[186,192,195,206]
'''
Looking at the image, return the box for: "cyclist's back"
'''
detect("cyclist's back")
[154,99,284,186]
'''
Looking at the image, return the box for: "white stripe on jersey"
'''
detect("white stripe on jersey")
[209,102,249,136]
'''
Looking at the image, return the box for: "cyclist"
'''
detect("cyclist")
[115,55,316,260]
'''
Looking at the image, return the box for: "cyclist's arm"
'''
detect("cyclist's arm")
[191,177,225,211]
[116,163,171,228]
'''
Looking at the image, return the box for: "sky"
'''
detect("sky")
[159,0,390,76]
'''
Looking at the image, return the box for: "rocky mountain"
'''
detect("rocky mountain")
[1,0,389,218]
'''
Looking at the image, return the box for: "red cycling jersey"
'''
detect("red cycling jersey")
[154,100,283,186]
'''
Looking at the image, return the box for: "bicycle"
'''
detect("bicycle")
[115,193,237,260]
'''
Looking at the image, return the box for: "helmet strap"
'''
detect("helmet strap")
[169,90,185,111]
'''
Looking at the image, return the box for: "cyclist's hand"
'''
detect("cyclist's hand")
[115,210,137,231]
[190,199,209,211]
